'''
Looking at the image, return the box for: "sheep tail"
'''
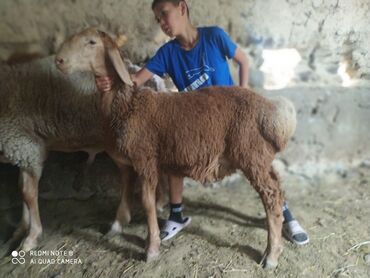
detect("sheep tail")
[260,96,297,152]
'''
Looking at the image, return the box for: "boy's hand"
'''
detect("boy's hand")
[95,76,114,92]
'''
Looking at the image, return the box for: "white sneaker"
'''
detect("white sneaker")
[283,220,309,245]
[160,217,192,241]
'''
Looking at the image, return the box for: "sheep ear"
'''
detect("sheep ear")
[98,30,133,86]
[107,47,133,87]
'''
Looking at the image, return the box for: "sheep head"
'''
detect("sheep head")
[55,27,133,86]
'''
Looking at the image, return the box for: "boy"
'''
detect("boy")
[96,0,309,245]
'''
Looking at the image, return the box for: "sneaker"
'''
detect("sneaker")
[160,217,191,241]
[283,220,309,245]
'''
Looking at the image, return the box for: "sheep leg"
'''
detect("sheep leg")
[9,169,39,246]
[9,202,30,244]
[108,164,136,236]
[19,169,43,251]
[9,170,31,244]
[156,174,169,211]
[243,165,283,268]
[141,174,160,262]
[2,200,30,257]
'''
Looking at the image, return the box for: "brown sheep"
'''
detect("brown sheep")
[56,28,297,269]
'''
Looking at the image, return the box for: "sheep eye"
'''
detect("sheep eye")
[88,40,96,45]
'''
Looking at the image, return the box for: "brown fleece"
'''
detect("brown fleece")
[56,28,297,265]
[109,85,284,211]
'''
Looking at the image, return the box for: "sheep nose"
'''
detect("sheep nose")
[55,57,64,65]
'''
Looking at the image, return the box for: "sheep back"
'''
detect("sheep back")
[110,86,295,181]
[0,56,105,169]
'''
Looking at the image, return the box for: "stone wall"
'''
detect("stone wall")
[265,87,370,175]
[1,0,369,85]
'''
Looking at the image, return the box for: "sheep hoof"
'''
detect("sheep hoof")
[260,252,278,269]
[104,230,118,239]
[106,220,123,237]
[262,258,278,269]
[10,224,28,243]
[146,250,160,262]
[21,238,38,252]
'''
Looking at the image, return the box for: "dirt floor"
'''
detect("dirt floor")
[0,153,370,278]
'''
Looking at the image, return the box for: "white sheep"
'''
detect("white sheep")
[0,52,167,252]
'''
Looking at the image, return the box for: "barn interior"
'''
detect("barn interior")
[0,0,369,277]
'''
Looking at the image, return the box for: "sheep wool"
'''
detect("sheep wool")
[55,27,298,268]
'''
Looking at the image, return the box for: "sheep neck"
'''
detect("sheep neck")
[98,74,121,116]
[95,57,123,119]
[108,84,136,149]
[99,80,134,123]
[95,56,135,137]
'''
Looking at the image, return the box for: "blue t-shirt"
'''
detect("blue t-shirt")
[145,26,237,92]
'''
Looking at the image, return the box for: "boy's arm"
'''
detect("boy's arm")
[233,46,249,88]
[131,67,154,88]
[95,67,154,92]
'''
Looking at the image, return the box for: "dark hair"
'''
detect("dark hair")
[151,0,190,17]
